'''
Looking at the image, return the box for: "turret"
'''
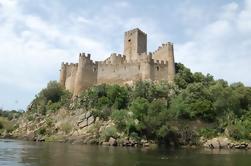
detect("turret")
[73,53,97,96]
[167,42,175,81]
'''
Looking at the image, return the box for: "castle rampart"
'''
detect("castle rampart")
[59,28,176,95]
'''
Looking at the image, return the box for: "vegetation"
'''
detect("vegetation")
[25,63,251,145]
[0,109,22,136]
[28,81,71,115]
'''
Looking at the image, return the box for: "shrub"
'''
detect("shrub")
[60,122,72,134]
[101,126,118,141]
[37,127,46,135]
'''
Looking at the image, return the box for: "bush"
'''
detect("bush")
[60,122,72,134]
[28,81,72,114]
[37,127,46,135]
[0,117,15,132]
[198,128,217,138]
[0,121,3,129]
[101,126,118,141]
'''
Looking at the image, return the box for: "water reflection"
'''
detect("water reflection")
[1,139,251,166]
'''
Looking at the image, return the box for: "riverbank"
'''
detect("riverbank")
[2,108,251,150]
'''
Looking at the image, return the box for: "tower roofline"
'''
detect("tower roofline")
[125,28,147,35]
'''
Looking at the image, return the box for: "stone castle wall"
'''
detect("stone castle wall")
[59,28,176,95]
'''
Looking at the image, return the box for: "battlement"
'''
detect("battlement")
[152,42,173,55]
[125,28,147,35]
[78,52,96,65]
[61,62,78,68]
[59,28,175,95]
[79,52,91,59]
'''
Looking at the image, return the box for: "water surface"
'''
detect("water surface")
[0,139,251,166]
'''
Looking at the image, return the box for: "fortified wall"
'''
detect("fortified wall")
[60,28,176,95]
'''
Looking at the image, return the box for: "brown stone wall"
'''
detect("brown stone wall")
[73,54,97,95]
[97,61,143,84]
[124,28,147,61]
[152,42,175,81]
[151,61,169,81]
[65,64,78,93]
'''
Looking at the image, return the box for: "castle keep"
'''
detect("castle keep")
[59,28,176,95]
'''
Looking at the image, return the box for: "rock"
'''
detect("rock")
[77,114,86,123]
[87,116,95,125]
[143,142,150,147]
[248,143,251,149]
[218,137,231,148]
[109,137,117,146]
[204,137,231,149]
[85,111,91,119]
[122,138,136,147]
[233,143,248,149]
[35,135,45,142]
[25,132,35,141]
[78,119,88,128]
[102,142,110,146]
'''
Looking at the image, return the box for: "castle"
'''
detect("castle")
[59,28,176,95]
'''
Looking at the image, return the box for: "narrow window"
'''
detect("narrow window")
[156,66,159,71]
[138,65,140,70]
[128,39,131,42]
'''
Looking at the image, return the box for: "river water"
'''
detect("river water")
[0,139,251,166]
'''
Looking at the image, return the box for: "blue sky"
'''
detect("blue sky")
[0,0,251,110]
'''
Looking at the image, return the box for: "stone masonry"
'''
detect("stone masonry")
[59,28,176,95]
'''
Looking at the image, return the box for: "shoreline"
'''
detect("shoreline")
[1,135,251,151]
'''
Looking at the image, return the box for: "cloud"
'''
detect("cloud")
[0,0,109,109]
[0,0,250,110]
[175,0,251,86]
[0,0,163,110]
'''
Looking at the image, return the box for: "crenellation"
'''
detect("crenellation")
[59,28,176,95]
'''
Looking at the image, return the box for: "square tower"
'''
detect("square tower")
[123,28,147,61]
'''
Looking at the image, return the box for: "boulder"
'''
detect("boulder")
[85,111,91,119]
[233,143,248,149]
[87,116,95,125]
[204,137,231,149]
[109,137,117,146]
[102,142,110,146]
[78,119,88,128]
[77,114,86,123]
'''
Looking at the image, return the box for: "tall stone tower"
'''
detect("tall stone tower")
[123,28,147,61]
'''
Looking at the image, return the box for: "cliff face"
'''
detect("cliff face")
[12,108,112,144]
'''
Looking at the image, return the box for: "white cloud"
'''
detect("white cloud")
[0,0,162,110]
[0,0,251,110]
[175,0,251,85]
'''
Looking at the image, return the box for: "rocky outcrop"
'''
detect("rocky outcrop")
[203,137,249,149]
[77,111,95,129]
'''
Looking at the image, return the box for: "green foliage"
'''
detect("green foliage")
[25,63,251,144]
[101,126,118,141]
[60,122,72,135]
[0,121,3,129]
[0,109,23,120]
[79,84,129,111]
[39,81,64,103]
[37,127,46,135]
[198,128,217,138]
[170,83,215,121]
[29,81,72,115]
[0,117,15,132]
